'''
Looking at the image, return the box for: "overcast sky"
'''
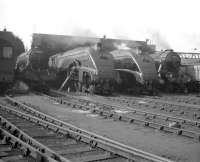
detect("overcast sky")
[1,0,200,51]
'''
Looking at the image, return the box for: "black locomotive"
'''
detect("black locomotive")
[151,49,191,93]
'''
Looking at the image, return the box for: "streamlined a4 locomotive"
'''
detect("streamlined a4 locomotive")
[48,43,116,94]
[110,49,158,94]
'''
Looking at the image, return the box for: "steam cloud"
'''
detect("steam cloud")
[114,42,130,50]
[147,29,170,50]
[112,28,131,40]
[71,27,97,37]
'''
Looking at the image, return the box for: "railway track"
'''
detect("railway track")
[0,103,69,162]
[42,90,200,142]
[0,126,51,162]
[147,94,200,105]
[106,95,200,120]
[0,97,172,162]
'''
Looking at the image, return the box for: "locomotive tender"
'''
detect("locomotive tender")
[0,29,24,91]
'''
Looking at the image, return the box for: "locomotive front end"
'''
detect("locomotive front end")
[111,49,158,94]
[48,44,116,95]
[152,49,191,93]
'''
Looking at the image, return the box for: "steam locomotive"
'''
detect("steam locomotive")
[111,49,158,94]
[48,43,116,94]
[151,49,191,93]
[16,33,154,94]
[0,29,25,92]
[15,48,54,92]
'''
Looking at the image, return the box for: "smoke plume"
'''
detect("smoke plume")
[147,29,170,50]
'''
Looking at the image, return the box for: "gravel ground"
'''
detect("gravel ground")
[13,94,200,162]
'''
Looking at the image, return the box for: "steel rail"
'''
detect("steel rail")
[4,96,173,162]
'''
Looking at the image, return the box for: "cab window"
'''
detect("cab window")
[2,47,13,58]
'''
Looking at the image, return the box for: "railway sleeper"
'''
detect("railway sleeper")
[64,149,113,162]
[53,143,93,154]
[22,130,55,139]
[37,138,77,147]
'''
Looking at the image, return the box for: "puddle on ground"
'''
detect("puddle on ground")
[138,101,146,104]
[114,110,129,114]
[53,102,60,105]
[86,114,98,118]
[71,109,98,118]
[71,110,91,114]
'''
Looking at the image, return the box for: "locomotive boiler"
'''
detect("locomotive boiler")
[0,29,25,92]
